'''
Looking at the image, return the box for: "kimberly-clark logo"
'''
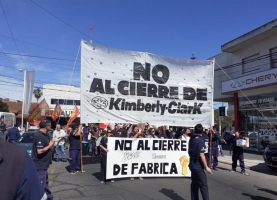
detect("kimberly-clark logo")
[90,96,108,109]
[230,81,244,88]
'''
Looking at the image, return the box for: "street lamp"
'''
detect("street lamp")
[190,54,196,60]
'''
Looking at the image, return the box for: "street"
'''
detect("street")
[48,152,277,200]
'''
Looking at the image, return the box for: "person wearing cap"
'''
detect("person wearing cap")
[189,124,212,200]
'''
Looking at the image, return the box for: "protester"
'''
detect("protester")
[229,131,249,176]
[113,124,121,137]
[99,130,114,183]
[146,128,158,138]
[174,127,183,139]
[6,124,21,143]
[168,127,175,139]
[218,130,227,156]
[68,124,83,174]
[201,129,210,167]
[179,127,191,141]
[129,125,143,180]
[53,124,67,162]
[0,139,47,200]
[209,128,220,170]
[119,130,128,138]
[31,119,55,200]
[189,124,212,200]
[158,126,168,139]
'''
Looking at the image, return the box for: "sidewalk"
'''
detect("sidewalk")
[218,155,264,169]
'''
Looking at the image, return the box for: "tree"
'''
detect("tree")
[0,99,9,112]
[33,88,43,103]
[214,109,234,131]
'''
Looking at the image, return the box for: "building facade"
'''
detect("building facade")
[43,84,81,126]
[212,19,277,150]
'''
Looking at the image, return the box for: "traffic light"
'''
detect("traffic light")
[219,106,227,116]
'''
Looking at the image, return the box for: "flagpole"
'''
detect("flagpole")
[80,130,84,173]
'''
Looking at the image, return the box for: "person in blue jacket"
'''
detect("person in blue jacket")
[6,124,21,143]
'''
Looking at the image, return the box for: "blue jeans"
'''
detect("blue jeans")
[218,145,223,155]
[55,145,66,160]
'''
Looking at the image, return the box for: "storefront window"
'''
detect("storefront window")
[239,93,277,150]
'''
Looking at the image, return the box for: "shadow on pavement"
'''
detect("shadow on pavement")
[216,166,231,171]
[255,186,277,196]
[249,163,277,176]
[159,188,184,200]
[82,156,101,165]
[92,172,101,181]
[242,193,274,200]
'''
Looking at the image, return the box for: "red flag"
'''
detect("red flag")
[52,103,62,121]
[66,105,80,129]
[27,98,50,123]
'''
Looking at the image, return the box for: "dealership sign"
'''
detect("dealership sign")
[222,68,277,93]
[80,41,214,126]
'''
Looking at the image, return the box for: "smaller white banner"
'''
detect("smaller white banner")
[222,68,277,93]
[106,138,190,179]
[23,71,35,114]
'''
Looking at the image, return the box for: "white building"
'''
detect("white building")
[212,19,277,149]
[43,84,81,119]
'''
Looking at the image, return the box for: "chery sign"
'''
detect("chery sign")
[222,68,277,93]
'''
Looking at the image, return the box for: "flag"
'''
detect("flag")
[22,71,35,114]
[27,98,50,123]
[66,105,80,128]
[52,103,62,121]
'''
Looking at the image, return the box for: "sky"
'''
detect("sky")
[0,0,277,108]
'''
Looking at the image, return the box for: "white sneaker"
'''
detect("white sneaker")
[139,177,143,180]
[111,180,114,183]
[101,181,104,184]
[130,178,134,181]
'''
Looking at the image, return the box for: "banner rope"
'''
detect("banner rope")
[57,45,81,124]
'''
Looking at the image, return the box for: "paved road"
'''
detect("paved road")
[48,155,277,200]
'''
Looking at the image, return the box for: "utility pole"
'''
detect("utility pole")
[90,21,93,43]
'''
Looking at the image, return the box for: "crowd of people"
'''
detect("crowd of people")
[0,120,251,200]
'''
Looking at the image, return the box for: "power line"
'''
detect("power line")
[0,51,80,62]
[29,0,105,46]
[0,0,27,69]
[0,33,76,58]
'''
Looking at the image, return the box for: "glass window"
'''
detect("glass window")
[67,100,73,105]
[51,99,59,104]
[74,100,80,105]
[59,99,65,104]
[270,47,277,68]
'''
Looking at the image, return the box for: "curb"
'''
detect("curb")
[218,160,251,169]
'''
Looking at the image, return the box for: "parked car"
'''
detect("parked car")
[15,131,36,156]
[263,143,277,169]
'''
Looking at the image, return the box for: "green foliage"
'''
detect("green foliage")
[33,88,43,103]
[0,99,9,112]
[214,109,234,130]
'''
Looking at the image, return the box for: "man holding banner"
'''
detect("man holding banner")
[189,124,212,200]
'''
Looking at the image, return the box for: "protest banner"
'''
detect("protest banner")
[81,41,214,127]
[106,138,190,179]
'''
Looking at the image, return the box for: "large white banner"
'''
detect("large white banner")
[23,71,35,114]
[106,138,190,179]
[81,41,214,127]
